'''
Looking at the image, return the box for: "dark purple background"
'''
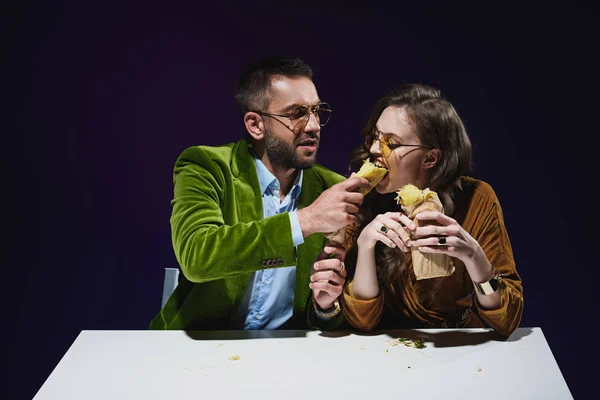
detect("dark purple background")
[7,1,598,399]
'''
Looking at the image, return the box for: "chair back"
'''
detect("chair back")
[161,267,180,308]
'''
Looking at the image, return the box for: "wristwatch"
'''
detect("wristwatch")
[312,298,341,319]
[473,266,503,296]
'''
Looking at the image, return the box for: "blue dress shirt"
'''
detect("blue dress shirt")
[234,156,305,329]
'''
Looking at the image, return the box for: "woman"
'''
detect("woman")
[341,84,523,336]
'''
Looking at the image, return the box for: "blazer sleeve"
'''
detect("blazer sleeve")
[470,186,524,337]
[171,147,298,283]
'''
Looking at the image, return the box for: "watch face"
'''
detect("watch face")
[475,275,500,296]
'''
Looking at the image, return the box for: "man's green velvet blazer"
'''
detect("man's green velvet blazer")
[150,139,345,330]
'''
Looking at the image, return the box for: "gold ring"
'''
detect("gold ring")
[340,261,345,272]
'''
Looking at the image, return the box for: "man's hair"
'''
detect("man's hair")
[234,56,313,114]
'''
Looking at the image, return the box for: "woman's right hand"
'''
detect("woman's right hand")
[357,212,416,252]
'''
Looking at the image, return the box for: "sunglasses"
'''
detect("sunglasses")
[366,128,433,158]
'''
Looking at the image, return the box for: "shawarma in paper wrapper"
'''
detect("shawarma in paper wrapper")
[395,184,455,280]
[324,160,388,247]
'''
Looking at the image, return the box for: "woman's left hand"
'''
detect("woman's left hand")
[409,211,490,282]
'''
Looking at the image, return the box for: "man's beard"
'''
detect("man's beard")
[264,126,319,170]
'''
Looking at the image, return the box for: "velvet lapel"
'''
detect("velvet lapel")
[231,138,262,223]
[230,139,262,305]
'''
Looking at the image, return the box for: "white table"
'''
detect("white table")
[33,327,572,399]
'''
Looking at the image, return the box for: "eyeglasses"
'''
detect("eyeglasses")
[254,102,332,135]
[366,128,433,158]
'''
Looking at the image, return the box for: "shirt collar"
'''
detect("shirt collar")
[253,156,303,200]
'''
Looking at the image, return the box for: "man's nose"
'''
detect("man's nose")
[303,112,321,132]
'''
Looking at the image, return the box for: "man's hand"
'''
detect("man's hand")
[309,245,347,310]
[298,176,370,237]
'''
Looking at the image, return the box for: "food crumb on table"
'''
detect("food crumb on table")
[228,354,240,361]
[385,338,427,349]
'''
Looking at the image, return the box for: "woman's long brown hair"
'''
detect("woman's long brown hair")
[346,84,473,304]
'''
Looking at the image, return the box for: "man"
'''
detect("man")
[150,56,368,330]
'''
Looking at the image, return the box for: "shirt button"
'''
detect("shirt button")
[255,314,261,320]
[263,279,269,285]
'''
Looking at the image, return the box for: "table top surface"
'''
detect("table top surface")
[33,327,572,400]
